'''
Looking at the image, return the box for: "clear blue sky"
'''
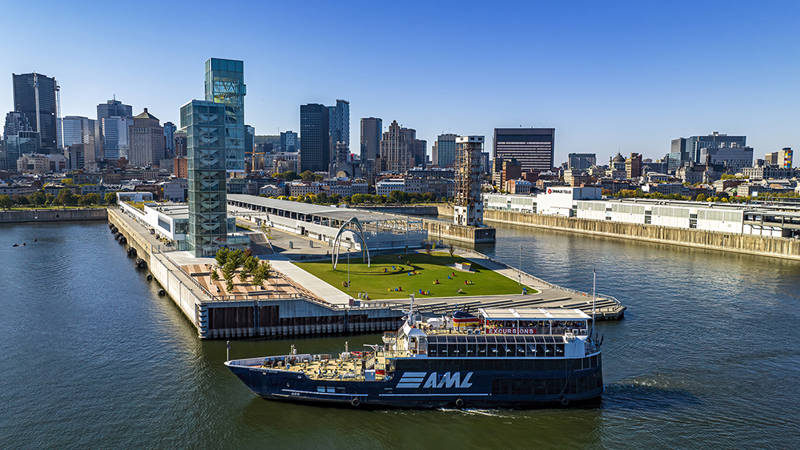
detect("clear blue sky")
[3,0,799,163]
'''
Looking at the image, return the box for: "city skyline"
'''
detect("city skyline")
[2,1,800,164]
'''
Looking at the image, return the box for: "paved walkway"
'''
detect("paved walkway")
[266,256,352,306]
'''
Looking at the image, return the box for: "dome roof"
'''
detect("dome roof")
[612,153,625,163]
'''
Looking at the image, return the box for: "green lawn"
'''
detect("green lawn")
[296,252,532,300]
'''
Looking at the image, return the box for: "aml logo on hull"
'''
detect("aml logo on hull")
[396,371,473,389]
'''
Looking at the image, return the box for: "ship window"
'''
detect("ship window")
[466,335,477,356]
[456,336,467,357]
[555,344,564,357]
[545,344,555,357]
[438,341,448,357]
[477,337,488,357]
[428,343,438,357]
[536,343,547,357]
[527,343,537,357]
[487,336,499,357]
[506,337,517,357]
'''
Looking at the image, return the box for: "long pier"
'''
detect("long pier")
[108,206,625,340]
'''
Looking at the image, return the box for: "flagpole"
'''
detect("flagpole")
[592,268,596,337]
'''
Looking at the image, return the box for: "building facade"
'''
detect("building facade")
[567,153,596,170]
[163,121,176,156]
[494,128,554,172]
[328,99,349,153]
[97,99,133,161]
[685,132,747,163]
[280,130,299,153]
[128,109,165,168]
[205,58,246,172]
[433,133,458,168]
[300,104,330,172]
[13,72,58,153]
[360,117,382,161]
[453,136,484,226]
[181,100,228,257]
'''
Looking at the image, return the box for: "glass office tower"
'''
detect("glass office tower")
[204,58,246,172]
[181,100,227,257]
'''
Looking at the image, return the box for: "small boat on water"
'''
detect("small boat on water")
[226,301,604,408]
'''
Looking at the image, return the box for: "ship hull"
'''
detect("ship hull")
[227,353,603,408]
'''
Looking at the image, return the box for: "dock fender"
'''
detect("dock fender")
[560,396,570,406]
[351,397,361,407]
[455,398,464,408]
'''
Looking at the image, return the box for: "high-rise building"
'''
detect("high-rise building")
[65,144,85,170]
[682,132,746,163]
[97,99,133,161]
[328,99,349,154]
[359,117,381,161]
[567,153,596,170]
[433,133,458,167]
[128,109,165,168]
[625,153,642,178]
[380,120,414,173]
[280,131,299,153]
[204,58,246,172]
[61,116,97,166]
[493,128,554,172]
[174,130,187,157]
[700,146,753,172]
[12,73,59,153]
[454,136,484,227]
[245,125,255,167]
[300,104,330,172]
[765,148,793,169]
[163,121,176,156]
[181,100,227,257]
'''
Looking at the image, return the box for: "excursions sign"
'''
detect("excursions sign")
[485,327,540,335]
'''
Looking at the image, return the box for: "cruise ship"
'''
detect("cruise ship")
[225,306,603,408]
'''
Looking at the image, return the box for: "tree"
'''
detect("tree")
[252,262,271,287]
[300,170,316,182]
[12,195,29,206]
[0,195,12,210]
[55,188,78,206]
[215,248,229,268]
[104,192,117,205]
[81,193,101,206]
[30,191,47,207]
[695,193,707,202]
[210,270,219,281]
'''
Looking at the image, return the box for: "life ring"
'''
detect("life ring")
[455,398,464,408]
[351,397,361,407]
[560,396,570,406]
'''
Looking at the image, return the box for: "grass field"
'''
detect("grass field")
[296,252,532,300]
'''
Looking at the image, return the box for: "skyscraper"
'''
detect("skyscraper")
[493,128,555,172]
[61,116,97,165]
[12,73,59,153]
[205,58,246,172]
[97,98,133,161]
[128,108,165,167]
[280,131,299,153]
[181,100,227,257]
[684,132,746,163]
[328,99,349,154]
[359,117,381,161]
[163,121,176,156]
[2,111,36,170]
[379,120,414,173]
[433,133,458,167]
[300,104,330,172]
[567,153,596,170]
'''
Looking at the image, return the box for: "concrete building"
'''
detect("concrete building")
[205,58,246,173]
[128,109,165,168]
[493,128,555,172]
[742,160,794,180]
[300,104,330,172]
[163,178,188,202]
[379,120,414,173]
[13,73,59,153]
[65,144,85,170]
[505,179,532,194]
[564,168,590,187]
[259,184,285,197]
[765,148,793,169]
[626,153,642,178]
[376,178,406,196]
[181,100,228,257]
[453,136,484,226]
[97,98,133,161]
[288,181,322,196]
[493,158,522,189]
[567,153,596,170]
[699,146,753,172]
[432,133,457,168]
[174,130,187,157]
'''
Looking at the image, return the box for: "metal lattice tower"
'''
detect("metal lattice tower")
[454,136,484,226]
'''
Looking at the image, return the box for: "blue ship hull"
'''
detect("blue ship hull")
[226,353,603,408]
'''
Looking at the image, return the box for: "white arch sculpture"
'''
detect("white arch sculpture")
[331,217,371,269]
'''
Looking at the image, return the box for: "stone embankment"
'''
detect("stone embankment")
[0,208,107,223]
[437,205,800,261]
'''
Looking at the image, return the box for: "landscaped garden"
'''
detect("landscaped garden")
[296,251,533,300]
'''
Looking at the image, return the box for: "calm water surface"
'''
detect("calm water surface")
[1,221,799,449]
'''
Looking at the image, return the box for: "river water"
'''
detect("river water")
[1,221,798,449]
